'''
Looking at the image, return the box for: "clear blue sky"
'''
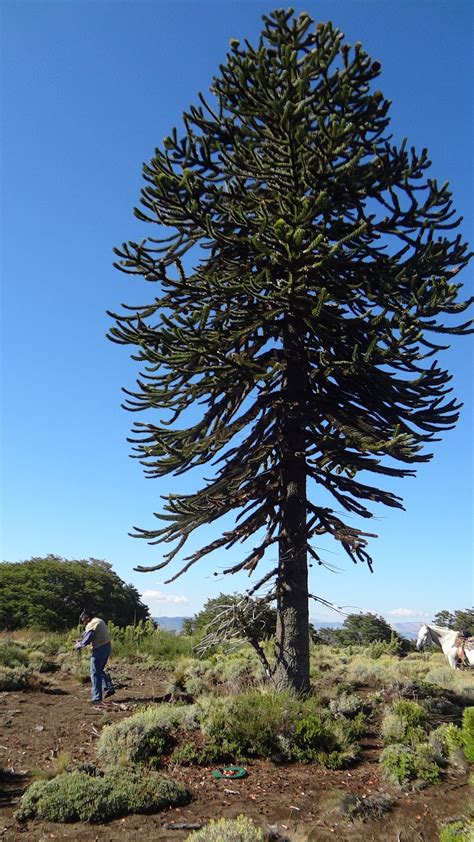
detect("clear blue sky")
[1,0,473,623]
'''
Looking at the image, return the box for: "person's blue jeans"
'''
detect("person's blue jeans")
[90,642,113,702]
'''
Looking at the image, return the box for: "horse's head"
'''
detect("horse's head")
[416,624,431,651]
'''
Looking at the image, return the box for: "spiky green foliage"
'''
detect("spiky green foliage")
[108,9,472,692]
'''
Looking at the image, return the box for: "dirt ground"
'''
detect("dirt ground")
[0,663,471,841]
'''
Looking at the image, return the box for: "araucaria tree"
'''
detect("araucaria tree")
[108,9,472,693]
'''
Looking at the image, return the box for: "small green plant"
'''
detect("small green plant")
[31,751,71,782]
[363,637,403,659]
[15,768,190,823]
[329,692,364,719]
[461,707,474,763]
[186,815,264,841]
[108,621,193,662]
[439,820,474,842]
[381,699,428,748]
[380,744,416,784]
[392,699,427,727]
[380,742,441,786]
[170,741,200,766]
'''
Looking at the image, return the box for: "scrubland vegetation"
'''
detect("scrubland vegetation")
[1,620,473,840]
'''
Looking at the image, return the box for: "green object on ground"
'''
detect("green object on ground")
[211,765,247,779]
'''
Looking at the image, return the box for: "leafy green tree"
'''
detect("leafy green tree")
[453,610,474,635]
[433,610,455,629]
[338,612,395,644]
[433,609,474,635]
[0,556,149,630]
[108,10,472,692]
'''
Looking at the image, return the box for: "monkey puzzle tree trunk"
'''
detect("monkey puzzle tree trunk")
[274,315,310,693]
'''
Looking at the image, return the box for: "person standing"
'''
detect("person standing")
[74,608,115,704]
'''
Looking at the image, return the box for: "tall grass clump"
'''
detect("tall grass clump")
[108,621,193,662]
[0,640,30,668]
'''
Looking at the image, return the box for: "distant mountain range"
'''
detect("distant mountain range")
[154,616,422,639]
[153,616,188,632]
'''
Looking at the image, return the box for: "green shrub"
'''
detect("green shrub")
[186,815,264,841]
[381,700,428,748]
[0,666,32,691]
[28,651,58,673]
[200,691,288,761]
[428,725,451,765]
[392,700,427,727]
[291,712,338,762]
[15,768,189,823]
[380,744,417,785]
[199,690,361,767]
[170,741,201,766]
[108,621,193,662]
[329,692,364,718]
[380,742,441,786]
[439,820,474,842]
[0,641,29,668]
[363,638,403,659]
[461,707,474,763]
[97,704,199,768]
[412,743,442,784]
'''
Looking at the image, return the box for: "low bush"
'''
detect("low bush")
[435,707,474,766]
[363,637,404,659]
[439,820,474,842]
[199,690,362,768]
[0,666,32,691]
[96,704,199,768]
[170,741,201,766]
[15,768,189,823]
[329,692,364,719]
[461,707,474,763]
[186,815,264,841]
[380,742,441,786]
[0,641,30,668]
[338,791,395,821]
[381,700,428,748]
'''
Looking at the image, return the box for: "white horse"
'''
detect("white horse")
[416,623,474,669]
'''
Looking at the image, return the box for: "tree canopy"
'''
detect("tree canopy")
[108,9,472,691]
[0,556,149,630]
[433,609,474,635]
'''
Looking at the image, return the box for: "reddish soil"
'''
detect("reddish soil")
[0,664,471,841]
